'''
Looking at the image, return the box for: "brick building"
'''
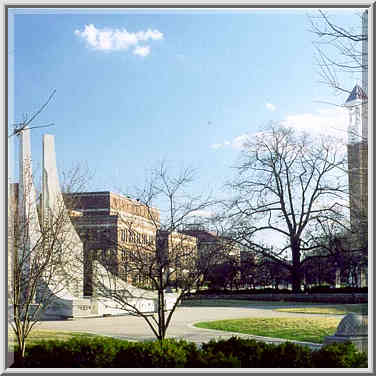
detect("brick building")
[182,227,240,260]
[64,191,199,294]
[157,230,198,287]
[182,227,241,281]
[64,191,161,295]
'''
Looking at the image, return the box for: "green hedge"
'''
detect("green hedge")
[191,286,368,296]
[11,336,367,368]
[307,286,368,294]
[201,337,367,368]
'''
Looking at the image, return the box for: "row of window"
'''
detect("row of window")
[79,229,111,241]
[112,198,155,220]
[120,229,155,245]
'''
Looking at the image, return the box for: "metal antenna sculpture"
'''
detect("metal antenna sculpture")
[9,89,56,138]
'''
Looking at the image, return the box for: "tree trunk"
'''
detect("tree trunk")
[157,288,166,340]
[291,243,302,293]
[291,274,301,293]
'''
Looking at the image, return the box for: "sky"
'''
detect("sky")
[8,7,364,216]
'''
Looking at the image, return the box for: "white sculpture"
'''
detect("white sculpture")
[12,130,176,318]
[42,134,84,298]
[17,126,41,274]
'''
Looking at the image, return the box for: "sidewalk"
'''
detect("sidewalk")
[34,306,338,349]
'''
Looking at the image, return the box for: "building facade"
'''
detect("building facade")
[182,227,241,288]
[64,191,161,294]
[65,191,200,294]
[157,230,198,288]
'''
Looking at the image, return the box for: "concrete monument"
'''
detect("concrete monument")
[324,313,368,353]
[11,130,176,319]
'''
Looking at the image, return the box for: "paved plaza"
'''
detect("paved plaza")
[34,305,340,349]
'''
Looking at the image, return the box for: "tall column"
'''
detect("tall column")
[335,268,341,288]
[18,126,41,253]
[344,85,368,249]
[17,127,41,304]
[344,84,368,289]
[362,10,368,98]
[42,134,84,298]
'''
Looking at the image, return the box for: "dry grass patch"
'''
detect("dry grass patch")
[274,304,368,315]
[8,329,97,348]
[182,299,320,308]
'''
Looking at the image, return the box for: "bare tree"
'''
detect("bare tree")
[309,9,367,96]
[302,212,367,289]
[60,162,94,195]
[9,163,87,358]
[225,126,350,292]
[8,90,93,358]
[85,163,219,340]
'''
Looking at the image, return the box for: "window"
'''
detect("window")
[121,229,125,241]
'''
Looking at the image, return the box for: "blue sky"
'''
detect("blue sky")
[8,8,363,205]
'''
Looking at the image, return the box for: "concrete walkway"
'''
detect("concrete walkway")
[35,305,342,349]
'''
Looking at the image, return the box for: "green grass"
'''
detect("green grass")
[194,317,342,344]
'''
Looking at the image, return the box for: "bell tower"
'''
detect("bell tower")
[344,84,368,286]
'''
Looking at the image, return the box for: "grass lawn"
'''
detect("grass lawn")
[8,330,98,348]
[274,304,368,315]
[194,317,342,344]
[182,299,316,308]
[183,299,367,314]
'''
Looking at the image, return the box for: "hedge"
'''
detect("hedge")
[191,287,368,295]
[11,336,367,368]
[186,292,367,304]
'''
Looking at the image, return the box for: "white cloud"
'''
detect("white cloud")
[74,24,163,55]
[211,107,349,151]
[211,135,251,150]
[281,107,348,140]
[136,29,163,41]
[133,45,150,57]
[266,103,276,111]
[232,134,251,149]
[187,209,214,218]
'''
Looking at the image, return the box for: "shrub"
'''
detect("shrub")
[198,350,241,367]
[62,336,129,367]
[202,337,312,367]
[312,342,368,368]
[12,335,367,368]
[14,336,130,368]
[307,286,368,294]
[17,340,68,368]
[112,339,200,368]
[202,337,269,367]
[201,337,366,368]
[265,342,313,368]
